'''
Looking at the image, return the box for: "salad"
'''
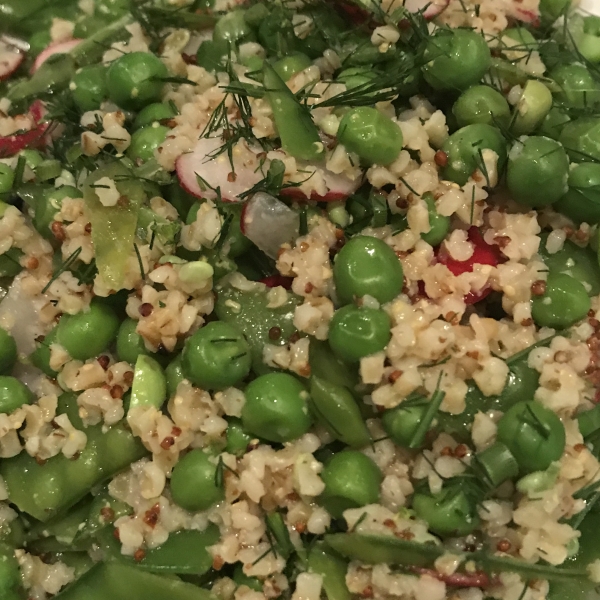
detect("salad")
[0,0,599,598]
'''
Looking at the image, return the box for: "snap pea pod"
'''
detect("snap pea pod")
[0,0,79,35]
[54,562,216,600]
[436,339,551,442]
[262,62,324,161]
[310,376,371,448]
[128,355,167,414]
[75,489,132,543]
[214,279,302,373]
[96,524,220,575]
[309,340,360,395]
[8,15,135,108]
[83,161,146,291]
[324,533,589,582]
[307,542,351,600]
[0,542,21,599]
[0,393,147,521]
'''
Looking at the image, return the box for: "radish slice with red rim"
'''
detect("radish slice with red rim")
[0,39,24,81]
[241,192,300,259]
[31,39,83,74]
[0,100,49,158]
[176,135,265,202]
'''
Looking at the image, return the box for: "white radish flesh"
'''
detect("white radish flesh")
[176,135,265,202]
[241,192,300,259]
[0,40,24,81]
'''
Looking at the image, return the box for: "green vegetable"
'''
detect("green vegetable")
[241,373,312,442]
[506,136,569,207]
[550,63,600,109]
[134,102,178,130]
[127,125,169,163]
[273,52,312,81]
[107,51,168,111]
[511,80,553,135]
[170,449,224,512]
[128,355,167,412]
[56,301,119,361]
[337,107,403,166]
[333,235,403,305]
[263,61,324,161]
[71,64,108,112]
[0,328,17,375]
[328,305,391,363]
[555,162,600,224]
[497,401,566,474]
[318,450,382,518]
[559,117,600,162]
[307,542,351,600]
[0,376,33,413]
[225,418,252,456]
[452,85,511,128]
[421,193,450,246]
[441,124,507,186]
[213,10,254,45]
[181,322,251,390]
[421,28,491,91]
[531,273,591,328]
[309,376,371,448]
[116,318,149,365]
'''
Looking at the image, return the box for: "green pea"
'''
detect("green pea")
[127,124,169,163]
[0,329,16,375]
[538,106,570,140]
[71,64,108,112]
[452,85,511,128]
[421,193,450,246]
[550,63,600,109]
[56,301,119,361]
[243,55,264,72]
[421,28,491,91]
[129,355,167,413]
[28,30,51,57]
[30,327,58,378]
[273,52,312,81]
[241,373,312,443]
[213,10,254,45]
[333,235,403,305]
[182,322,251,390]
[233,563,262,592]
[318,450,382,518]
[441,124,507,186]
[328,305,391,364]
[116,318,148,365]
[19,150,44,170]
[196,39,230,73]
[497,401,565,474]
[107,51,168,111]
[225,418,252,456]
[506,136,569,207]
[170,449,224,512]
[34,185,83,241]
[559,117,600,162]
[412,484,480,537]
[511,80,553,135]
[133,102,177,130]
[0,376,33,413]
[337,107,403,166]
[336,67,377,90]
[165,354,185,398]
[0,165,14,194]
[531,272,591,329]
[556,162,600,224]
[381,402,427,448]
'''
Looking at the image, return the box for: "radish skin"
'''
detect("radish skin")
[31,39,83,74]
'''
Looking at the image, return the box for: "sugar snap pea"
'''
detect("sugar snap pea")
[128,355,167,413]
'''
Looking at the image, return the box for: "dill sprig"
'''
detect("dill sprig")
[42,247,83,294]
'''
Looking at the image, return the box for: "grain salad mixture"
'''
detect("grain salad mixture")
[1,0,600,598]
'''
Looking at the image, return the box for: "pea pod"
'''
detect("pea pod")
[54,562,216,600]
[128,355,167,413]
[309,376,371,448]
[83,161,146,290]
[307,542,351,600]
[0,393,147,521]
[324,532,589,582]
[214,279,302,373]
[96,525,220,575]
[263,61,324,161]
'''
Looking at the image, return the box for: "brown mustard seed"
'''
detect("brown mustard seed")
[84,222,92,234]
[434,150,448,167]
[97,355,110,370]
[123,371,134,386]
[496,539,511,552]
[100,507,115,522]
[50,221,66,241]
[134,549,146,562]
[530,280,547,296]
[268,326,282,340]
[160,436,175,450]
[388,370,403,384]
[139,303,153,317]
[110,385,124,399]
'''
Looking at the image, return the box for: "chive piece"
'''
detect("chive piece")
[474,442,519,488]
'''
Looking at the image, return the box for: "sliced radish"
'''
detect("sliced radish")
[280,163,362,202]
[334,0,448,22]
[32,39,83,74]
[404,0,450,18]
[509,6,540,25]
[436,227,504,304]
[0,100,49,158]
[176,135,265,202]
[241,192,300,259]
[0,39,24,81]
